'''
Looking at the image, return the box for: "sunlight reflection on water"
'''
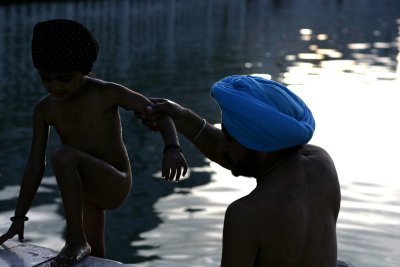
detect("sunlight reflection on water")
[273,41,400,266]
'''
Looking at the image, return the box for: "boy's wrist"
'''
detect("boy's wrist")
[10,215,29,222]
[163,144,182,154]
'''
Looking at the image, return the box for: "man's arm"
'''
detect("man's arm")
[144,99,231,169]
[176,108,230,168]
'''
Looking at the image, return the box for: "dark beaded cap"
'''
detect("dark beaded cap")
[31,19,98,73]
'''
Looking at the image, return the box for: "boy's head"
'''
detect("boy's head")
[31,19,98,74]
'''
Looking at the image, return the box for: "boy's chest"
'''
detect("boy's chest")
[52,102,94,125]
[48,101,114,141]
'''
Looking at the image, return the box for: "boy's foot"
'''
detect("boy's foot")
[50,242,91,267]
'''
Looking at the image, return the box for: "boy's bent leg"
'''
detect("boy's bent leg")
[51,145,130,265]
[52,146,86,245]
[53,144,131,210]
[83,198,106,258]
[52,146,92,266]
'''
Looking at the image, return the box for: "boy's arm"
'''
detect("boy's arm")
[109,83,187,180]
[15,102,49,217]
[0,102,49,244]
[157,114,188,180]
[107,82,179,145]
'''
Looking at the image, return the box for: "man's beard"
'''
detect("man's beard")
[224,150,258,178]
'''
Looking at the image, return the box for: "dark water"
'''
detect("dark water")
[0,1,399,266]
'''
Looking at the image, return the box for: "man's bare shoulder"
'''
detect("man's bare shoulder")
[225,194,272,225]
[226,188,308,249]
[301,144,330,158]
[300,144,340,217]
[224,195,261,233]
[226,195,254,216]
[300,144,337,176]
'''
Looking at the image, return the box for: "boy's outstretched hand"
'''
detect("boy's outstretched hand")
[162,145,188,181]
[0,221,25,244]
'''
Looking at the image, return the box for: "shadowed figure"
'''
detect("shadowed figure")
[137,75,351,267]
[0,19,187,267]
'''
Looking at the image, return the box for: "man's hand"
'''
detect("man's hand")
[134,98,186,131]
[0,221,25,244]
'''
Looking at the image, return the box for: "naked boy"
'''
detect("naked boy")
[0,19,187,267]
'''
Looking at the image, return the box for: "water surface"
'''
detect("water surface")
[0,1,399,266]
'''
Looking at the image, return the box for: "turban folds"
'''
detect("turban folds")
[31,19,98,73]
[211,75,315,152]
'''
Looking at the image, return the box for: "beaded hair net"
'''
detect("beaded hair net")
[31,19,98,73]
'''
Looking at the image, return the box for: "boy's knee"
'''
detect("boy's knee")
[52,145,77,170]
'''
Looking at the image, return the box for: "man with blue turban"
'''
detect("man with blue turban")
[139,75,348,267]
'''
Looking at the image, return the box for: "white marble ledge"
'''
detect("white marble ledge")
[0,240,140,267]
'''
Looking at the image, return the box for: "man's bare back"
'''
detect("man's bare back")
[222,145,340,267]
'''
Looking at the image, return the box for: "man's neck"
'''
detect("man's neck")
[255,146,302,181]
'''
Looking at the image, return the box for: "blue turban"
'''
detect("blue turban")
[211,75,315,152]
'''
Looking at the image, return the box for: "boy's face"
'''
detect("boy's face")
[38,70,86,99]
